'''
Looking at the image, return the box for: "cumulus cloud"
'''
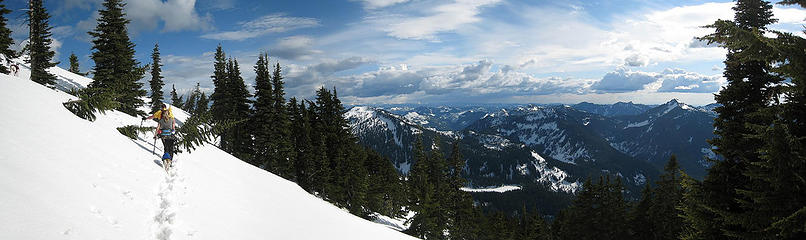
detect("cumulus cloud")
[270,36,323,61]
[591,68,659,93]
[68,0,211,38]
[656,69,723,93]
[591,68,724,94]
[201,14,320,41]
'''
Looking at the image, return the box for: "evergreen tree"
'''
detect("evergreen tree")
[519,205,551,240]
[0,0,14,74]
[269,62,295,179]
[443,140,479,239]
[182,83,200,113]
[148,44,164,113]
[170,84,182,108]
[291,98,315,191]
[87,0,146,116]
[710,1,806,238]
[693,0,783,238]
[68,52,82,75]
[649,155,684,240]
[195,91,209,116]
[307,100,332,197]
[209,45,230,150]
[630,184,655,239]
[224,58,254,162]
[364,148,406,218]
[27,0,57,86]
[251,52,273,168]
[555,176,629,240]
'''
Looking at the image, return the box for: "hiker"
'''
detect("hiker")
[143,103,176,170]
[10,63,18,76]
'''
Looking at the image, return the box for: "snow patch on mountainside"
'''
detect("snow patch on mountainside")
[624,120,650,129]
[461,185,522,193]
[530,151,580,193]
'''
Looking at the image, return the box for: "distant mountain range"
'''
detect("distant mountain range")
[345,100,718,213]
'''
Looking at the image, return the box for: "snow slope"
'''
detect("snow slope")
[0,66,415,239]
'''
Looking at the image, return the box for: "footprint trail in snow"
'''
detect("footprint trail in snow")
[153,158,188,240]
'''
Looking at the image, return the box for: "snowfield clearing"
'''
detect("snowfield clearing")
[0,65,415,239]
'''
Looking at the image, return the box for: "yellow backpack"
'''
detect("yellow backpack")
[153,107,174,119]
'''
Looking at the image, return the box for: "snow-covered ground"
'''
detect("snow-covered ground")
[0,63,416,239]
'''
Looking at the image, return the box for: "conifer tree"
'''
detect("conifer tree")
[170,84,182,108]
[693,0,782,238]
[88,0,146,116]
[269,62,295,179]
[148,44,164,113]
[630,184,655,239]
[0,0,14,74]
[307,100,332,197]
[519,205,551,240]
[251,52,273,168]
[195,91,209,116]
[556,176,629,240]
[291,98,315,190]
[224,58,253,162]
[209,45,230,150]
[446,141,478,239]
[724,1,806,238]
[650,155,684,240]
[68,52,82,75]
[27,0,57,86]
[182,84,199,113]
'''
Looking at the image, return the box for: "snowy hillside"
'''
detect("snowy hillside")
[0,64,415,239]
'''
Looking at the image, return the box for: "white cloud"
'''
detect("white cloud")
[656,69,724,93]
[126,0,213,33]
[592,68,659,93]
[353,0,410,10]
[591,67,724,94]
[201,14,320,41]
[270,36,323,61]
[70,0,211,37]
[368,0,501,40]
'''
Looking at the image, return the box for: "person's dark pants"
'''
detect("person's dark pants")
[162,137,175,159]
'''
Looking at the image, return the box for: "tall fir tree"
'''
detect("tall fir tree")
[555,176,629,240]
[68,52,81,75]
[148,43,164,113]
[447,141,479,240]
[182,83,200,113]
[691,0,783,238]
[649,155,684,240]
[224,58,253,162]
[251,52,273,168]
[719,1,806,238]
[209,45,231,150]
[170,84,182,108]
[87,0,146,116]
[269,62,295,179]
[0,0,14,74]
[27,0,57,86]
[307,100,332,197]
[195,91,209,116]
[290,98,315,190]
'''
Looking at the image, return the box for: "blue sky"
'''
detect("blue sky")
[5,0,806,105]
